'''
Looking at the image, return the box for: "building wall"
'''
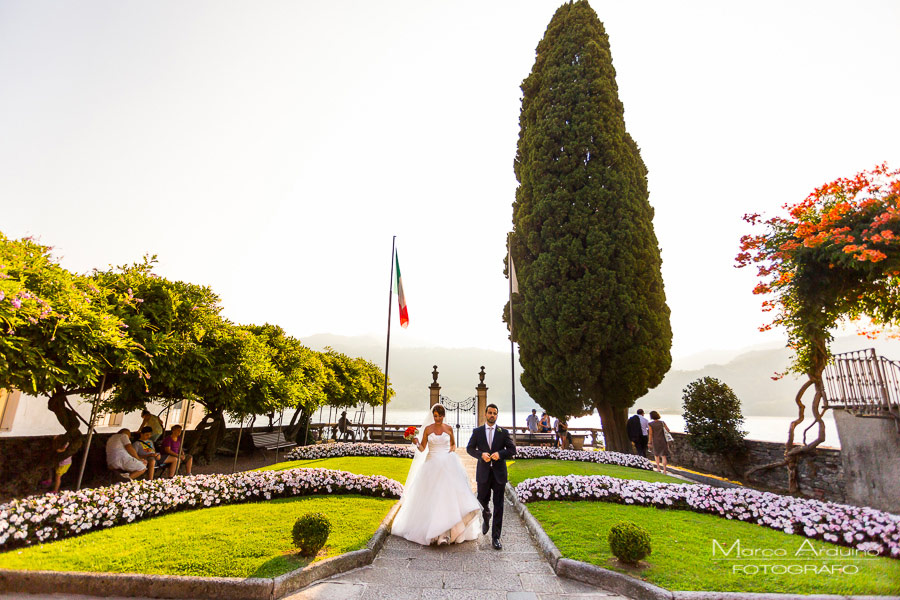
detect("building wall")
[0,392,206,438]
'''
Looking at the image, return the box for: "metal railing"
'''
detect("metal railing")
[823,348,900,418]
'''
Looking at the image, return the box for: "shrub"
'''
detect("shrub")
[292,512,331,557]
[682,376,747,454]
[608,521,651,565]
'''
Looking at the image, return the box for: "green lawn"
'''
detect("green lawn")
[527,501,900,595]
[0,495,395,579]
[257,456,411,484]
[508,458,684,486]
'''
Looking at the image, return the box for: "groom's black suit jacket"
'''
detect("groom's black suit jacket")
[466,424,516,484]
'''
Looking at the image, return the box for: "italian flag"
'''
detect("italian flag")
[394,250,409,328]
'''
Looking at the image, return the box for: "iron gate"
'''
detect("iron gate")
[439,395,477,442]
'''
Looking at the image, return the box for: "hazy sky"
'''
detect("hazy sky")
[2,0,899,360]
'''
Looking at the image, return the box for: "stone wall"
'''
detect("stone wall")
[0,426,271,502]
[0,432,119,501]
[664,432,845,503]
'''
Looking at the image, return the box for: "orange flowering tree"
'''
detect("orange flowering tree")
[736,163,900,491]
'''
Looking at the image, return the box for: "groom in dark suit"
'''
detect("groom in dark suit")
[466,403,516,550]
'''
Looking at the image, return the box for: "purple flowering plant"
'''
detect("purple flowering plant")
[0,468,403,551]
[514,445,654,470]
[285,442,415,461]
[515,474,900,558]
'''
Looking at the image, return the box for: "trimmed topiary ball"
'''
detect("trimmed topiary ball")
[292,512,332,557]
[607,521,651,565]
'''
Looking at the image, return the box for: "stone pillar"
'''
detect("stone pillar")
[476,366,488,427]
[429,365,441,409]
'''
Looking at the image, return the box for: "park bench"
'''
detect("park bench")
[366,427,410,444]
[250,430,296,455]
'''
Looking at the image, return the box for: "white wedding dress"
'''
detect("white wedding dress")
[391,430,482,545]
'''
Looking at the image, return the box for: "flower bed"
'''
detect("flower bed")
[514,445,653,470]
[0,468,403,551]
[515,475,900,558]
[285,442,414,460]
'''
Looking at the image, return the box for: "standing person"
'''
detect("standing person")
[132,427,161,480]
[105,428,147,481]
[140,409,164,444]
[557,418,571,449]
[627,409,650,457]
[391,404,482,545]
[47,435,72,493]
[538,412,551,433]
[647,411,672,475]
[553,416,561,447]
[160,425,193,477]
[466,404,516,550]
[526,409,539,433]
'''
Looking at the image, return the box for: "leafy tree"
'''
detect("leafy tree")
[321,349,393,410]
[95,257,225,407]
[247,324,328,444]
[96,261,275,462]
[0,233,144,490]
[737,163,900,490]
[507,0,671,452]
[681,377,746,455]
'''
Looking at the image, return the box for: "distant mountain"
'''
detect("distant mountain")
[302,334,540,414]
[641,334,900,416]
[302,333,900,418]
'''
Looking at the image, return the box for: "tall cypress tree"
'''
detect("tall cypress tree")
[507,0,671,453]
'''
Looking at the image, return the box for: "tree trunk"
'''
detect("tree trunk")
[596,403,630,453]
[186,408,225,464]
[286,406,307,442]
[287,405,302,429]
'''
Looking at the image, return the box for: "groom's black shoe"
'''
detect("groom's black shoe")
[492,538,502,550]
[482,511,491,535]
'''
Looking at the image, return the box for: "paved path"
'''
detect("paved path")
[286,449,627,600]
[6,450,629,600]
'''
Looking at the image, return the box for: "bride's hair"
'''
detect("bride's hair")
[432,404,446,417]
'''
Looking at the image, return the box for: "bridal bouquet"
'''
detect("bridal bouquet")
[403,426,418,441]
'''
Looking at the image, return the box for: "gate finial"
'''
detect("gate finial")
[429,366,441,409]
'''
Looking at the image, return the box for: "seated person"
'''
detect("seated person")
[337,411,356,441]
[160,424,193,477]
[105,428,147,481]
[132,426,162,480]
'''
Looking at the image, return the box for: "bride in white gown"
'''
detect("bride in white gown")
[391,404,482,545]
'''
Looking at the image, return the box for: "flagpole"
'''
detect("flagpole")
[508,232,517,443]
[381,235,396,443]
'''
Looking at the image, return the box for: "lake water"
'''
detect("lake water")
[362,408,841,448]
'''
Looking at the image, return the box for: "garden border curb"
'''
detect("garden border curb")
[505,484,900,600]
[0,498,402,600]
